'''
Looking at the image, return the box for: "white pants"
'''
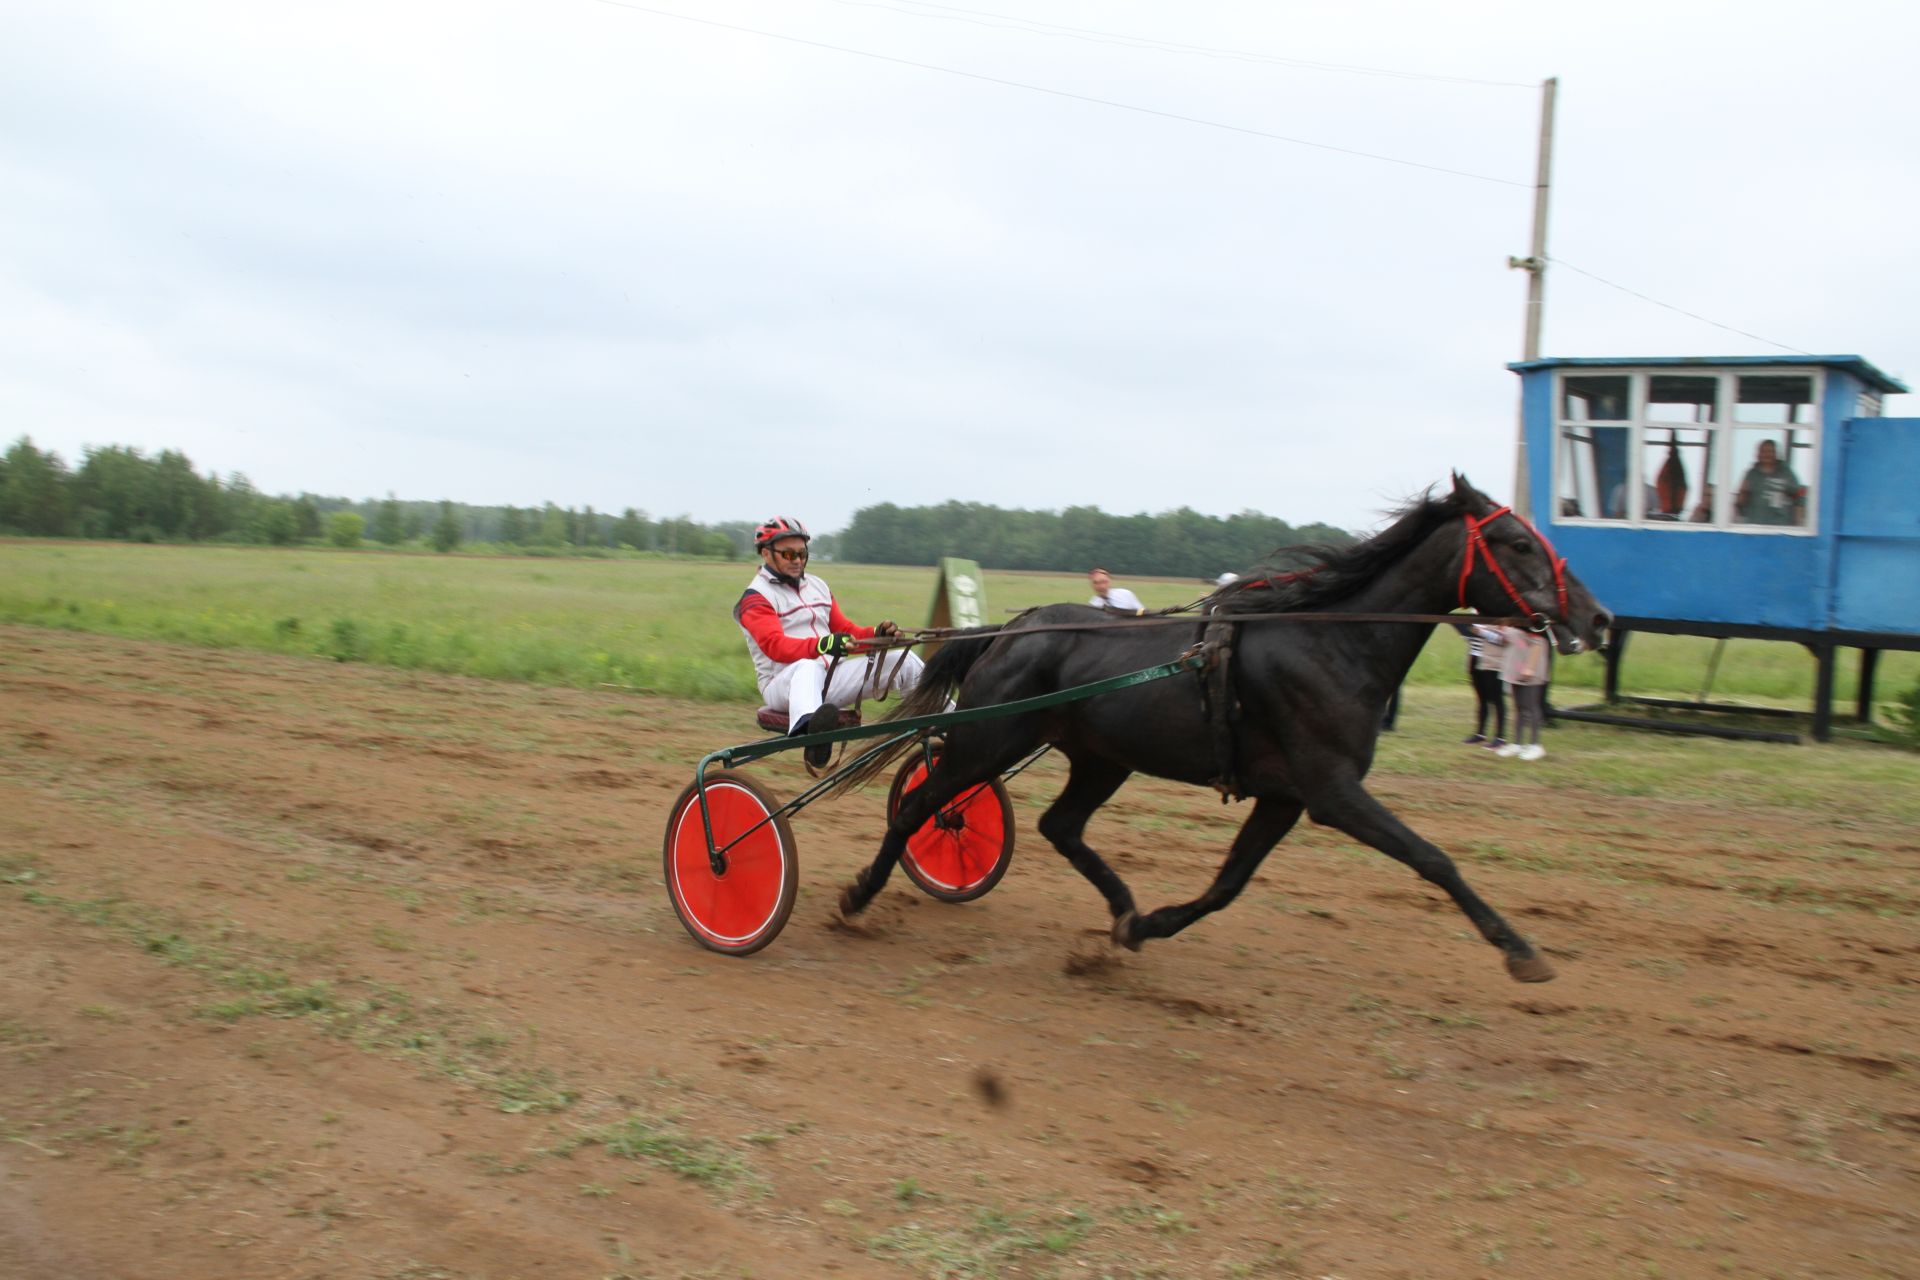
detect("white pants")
[761,651,926,728]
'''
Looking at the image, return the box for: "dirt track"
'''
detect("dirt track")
[2,626,1915,1279]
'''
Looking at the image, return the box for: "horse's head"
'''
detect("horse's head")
[1450,474,1612,655]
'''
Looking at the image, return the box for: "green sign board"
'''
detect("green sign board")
[926,557,986,654]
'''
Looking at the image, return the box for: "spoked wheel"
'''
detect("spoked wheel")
[887,748,1015,903]
[662,773,798,956]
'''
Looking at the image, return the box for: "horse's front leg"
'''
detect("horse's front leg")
[1033,757,1138,935]
[1118,797,1304,949]
[1306,778,1553,982]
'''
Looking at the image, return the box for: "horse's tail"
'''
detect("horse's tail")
[820,625,1003,797]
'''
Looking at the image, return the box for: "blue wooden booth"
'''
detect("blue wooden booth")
[1508,354,1916,741]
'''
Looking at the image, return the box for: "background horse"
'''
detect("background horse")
[830,475,1611,983]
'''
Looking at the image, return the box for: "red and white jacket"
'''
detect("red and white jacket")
[734,566,875,696]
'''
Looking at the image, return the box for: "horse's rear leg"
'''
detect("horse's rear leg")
[839,730,1031,918]
[1116,797,1303,950]
[1307,780,1553,982]
[1034,757,1137,926]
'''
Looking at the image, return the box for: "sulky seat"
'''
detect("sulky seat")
[755,706,862,735]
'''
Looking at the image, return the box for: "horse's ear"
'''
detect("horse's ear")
[1450,472,1487,510]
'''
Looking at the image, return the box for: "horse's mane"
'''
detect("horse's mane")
[1207,486,1470,615]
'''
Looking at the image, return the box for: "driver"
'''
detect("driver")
[734,516,925,766]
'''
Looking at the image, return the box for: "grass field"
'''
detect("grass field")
[3,539,1916,718]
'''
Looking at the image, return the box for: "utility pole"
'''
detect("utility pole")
[1508,76,1557,516]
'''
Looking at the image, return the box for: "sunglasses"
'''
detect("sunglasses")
[770,547,809,562]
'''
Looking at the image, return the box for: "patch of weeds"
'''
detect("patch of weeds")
[1475,1177,1536,1201]
[1224,1243,1307,1275]
[1624,955,1688,980]
[370,923,415,952]
[493,1067,576,1116]
[60,1121,159,1168]
[383,884,428,914]
[14,883,581,1122]
[1269,1172,1326,1210]
[887,966,939,1008]
[578,859,651,893]
[194,977,335,1024]
[556,1112,759,1194]
[892,1176,937,1205]
[1139,1095,1193,1123]
[0,1019,56,1054]
[867,1204,1096,1275]
[1115,1200,1194,1236]
[0,854,42,885]
[1370,1044,1422,1080]
[384,1265,461,1280]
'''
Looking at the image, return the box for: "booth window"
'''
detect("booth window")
[1553,369,1818,532]
[1642,376,1717,521]
[1555,376,1630,520]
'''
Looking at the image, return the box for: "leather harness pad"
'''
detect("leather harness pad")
[1197,614,1242,800]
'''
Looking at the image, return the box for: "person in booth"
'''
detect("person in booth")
[1734,439,1806,526]
[733,516,925,767]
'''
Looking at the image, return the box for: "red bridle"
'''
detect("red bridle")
[1457,507,1568,626]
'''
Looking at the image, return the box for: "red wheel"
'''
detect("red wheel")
[887,749,1015,903]
[662,773,798,955]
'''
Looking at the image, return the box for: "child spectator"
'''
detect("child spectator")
[1494,626,1551,761]
[1460,622,1507,750]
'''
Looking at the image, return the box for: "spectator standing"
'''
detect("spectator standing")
[1494,626,1551,761]
[1088,567,1144,614]
[1460,622,1508,750]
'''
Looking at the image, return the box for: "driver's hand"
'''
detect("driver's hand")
[874,620,901,638]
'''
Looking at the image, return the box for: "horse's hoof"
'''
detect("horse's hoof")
[1506,952,1556,983]
[838,884,867,917]
[1110,910,1143,952]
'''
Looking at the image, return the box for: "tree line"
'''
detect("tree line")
[1,436,1351,573]
[0,437,745,557]
[833,500,1353,579]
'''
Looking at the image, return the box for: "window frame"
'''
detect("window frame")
[1550,367,1821,535]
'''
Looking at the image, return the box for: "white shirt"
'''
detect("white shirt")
[1089,586,1144,612]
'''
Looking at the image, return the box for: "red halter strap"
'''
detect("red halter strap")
[1457,506,1569,624]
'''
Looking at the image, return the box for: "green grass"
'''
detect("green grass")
[2,538,1915,709]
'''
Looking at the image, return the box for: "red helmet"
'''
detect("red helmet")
[753,515,810,551]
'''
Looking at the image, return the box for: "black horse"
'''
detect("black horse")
[829,476,1611,983]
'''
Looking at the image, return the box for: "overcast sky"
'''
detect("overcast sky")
[5,0,1914,535]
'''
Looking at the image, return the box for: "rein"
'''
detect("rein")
[846,506,1568,656]
[846,608,1532,653]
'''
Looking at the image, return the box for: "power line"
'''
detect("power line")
[1550,257,1812,355]
[833,0,1538,88]
[586,0,1531,187]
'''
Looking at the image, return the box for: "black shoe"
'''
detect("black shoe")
[800,703,840,769]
